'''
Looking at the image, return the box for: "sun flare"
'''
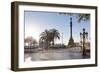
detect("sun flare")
[25,24,42,43]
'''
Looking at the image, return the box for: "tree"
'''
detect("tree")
[50,29,60,45]
[25,36,37,47]
[32,39,37,47]
[39,29,60,48]
[65,13,90,22]
[77,14,90,22]
[59,12,90,22]
[40,29,52,48]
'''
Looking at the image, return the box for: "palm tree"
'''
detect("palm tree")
[40,29,52,48]
[50,29,60,45]
[40,29,60,48]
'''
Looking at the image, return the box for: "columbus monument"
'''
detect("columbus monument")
[68,17,75,47]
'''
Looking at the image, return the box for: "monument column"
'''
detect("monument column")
[70,18,72,38]
[68,17,75,47]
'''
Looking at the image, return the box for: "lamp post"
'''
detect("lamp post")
[80,28,88,56]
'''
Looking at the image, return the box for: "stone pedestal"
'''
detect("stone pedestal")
[68,37,75,47]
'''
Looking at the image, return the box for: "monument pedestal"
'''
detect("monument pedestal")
[68,37,75,47]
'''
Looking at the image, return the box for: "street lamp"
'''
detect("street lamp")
[80,28,88,56]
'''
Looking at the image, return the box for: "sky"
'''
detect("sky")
[24,11,90,45]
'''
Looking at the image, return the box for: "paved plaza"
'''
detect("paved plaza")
[25,47,90,62]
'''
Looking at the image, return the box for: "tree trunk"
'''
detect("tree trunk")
[52,39,54,46]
